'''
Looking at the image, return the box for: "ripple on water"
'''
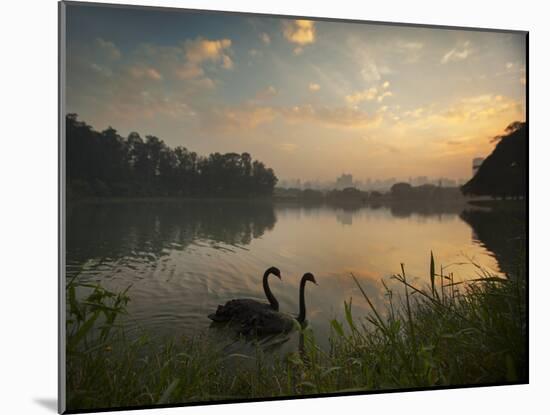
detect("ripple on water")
[67,200,516,352]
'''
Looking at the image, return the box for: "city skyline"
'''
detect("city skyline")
[278,172,468,191]
[66,5,526,181]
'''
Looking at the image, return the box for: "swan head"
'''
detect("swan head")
[267,266,282,279]
[303,272,317,285]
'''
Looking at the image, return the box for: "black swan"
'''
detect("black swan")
[208,266,282,323]
[242,272,317,335]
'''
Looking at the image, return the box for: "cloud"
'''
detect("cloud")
[403,107,425,118]
[309,83,321,92]
[311,64,351,96]
[283,20,316,48]
[176,63,204,80]
[281,104,380,128]
[129,65,163,81]
[255,85,278,100]
[90,63,113,78]
[132,91,193,119]
[441,41,472,64]
[501,62,526,85]
[68,37,237,124]
[128,38,234,89]
[398,41,423,51]
[202,103,380,132]
[88,83,195,123]
[346,87,378,105]
[95,38,121,60]
[191,78,216,89]
[202,105,277,132]
[222,55,234,69]
[394,40,424,63]
[439,94,522,122]
[178,38,233,79]
[360,62,392,82]
[346,82,393,105]
[377,91,393,102]
[260,32,271,45]
[185,38,232,63]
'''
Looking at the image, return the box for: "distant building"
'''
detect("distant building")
[439,178,457,187]
[412,176,429,186]
[336,173,353,189]
[472,157,484,177]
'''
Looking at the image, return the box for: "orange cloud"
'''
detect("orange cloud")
[204,105,277,132]
[440,94,522,122]
[283,20,316,46]
[176,37,233,81]
[202,102,381,133]
[185,38,232,63]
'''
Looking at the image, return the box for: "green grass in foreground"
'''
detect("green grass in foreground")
[66,255,526,411]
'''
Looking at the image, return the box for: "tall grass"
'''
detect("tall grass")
[66,255,526,411]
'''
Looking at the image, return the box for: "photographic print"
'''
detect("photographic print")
[59,1,527,413]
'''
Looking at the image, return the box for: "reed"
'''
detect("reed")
[66,254,526,411]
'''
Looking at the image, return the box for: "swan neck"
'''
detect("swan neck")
[263,270,279,311]
[298,278,307,323]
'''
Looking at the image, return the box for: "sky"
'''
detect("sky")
[65,3,526,182]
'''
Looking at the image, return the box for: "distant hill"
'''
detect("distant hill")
[462,122,526,198]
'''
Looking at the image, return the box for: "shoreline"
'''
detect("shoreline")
[67,195,524,212]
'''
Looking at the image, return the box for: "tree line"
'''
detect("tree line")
[461,121,526,199]
[66,114,278,198]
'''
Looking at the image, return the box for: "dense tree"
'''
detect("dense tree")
[390,182,413,198]
[461,122,526,199]
[66,114,278,198]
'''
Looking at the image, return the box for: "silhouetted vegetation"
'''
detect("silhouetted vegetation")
[462,122,526,199]
[390,182,463,200]
[274,187,325,203]
[66,114,278,199]
[275,184,463,206]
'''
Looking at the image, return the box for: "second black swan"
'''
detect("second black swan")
[241,272,317,335]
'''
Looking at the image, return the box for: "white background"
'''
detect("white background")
[0,0,546,413]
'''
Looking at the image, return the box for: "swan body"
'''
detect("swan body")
[241,272,317,335]
[208,267,281,323]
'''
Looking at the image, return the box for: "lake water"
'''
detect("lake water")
[66,199,524,351]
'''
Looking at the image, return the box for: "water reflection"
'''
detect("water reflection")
[387,201,466,219]
[66,199,523,351]
[460,207,526,278]
[67,200,277,266]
